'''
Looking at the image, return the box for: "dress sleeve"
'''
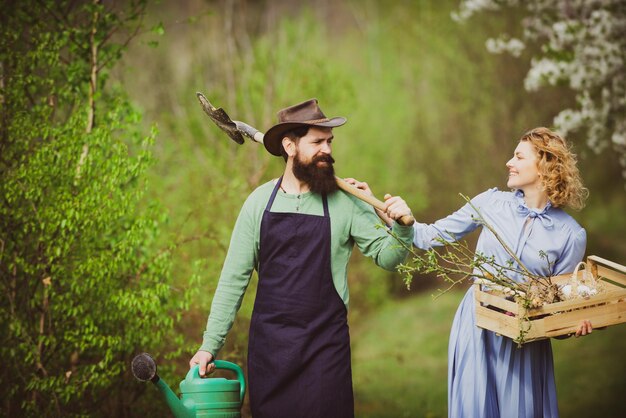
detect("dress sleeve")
[552,227,587,275]
[200,198,259,356]
[413,188,496,250]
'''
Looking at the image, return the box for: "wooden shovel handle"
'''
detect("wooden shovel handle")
[252,130,415,225]
[335,177,415,226]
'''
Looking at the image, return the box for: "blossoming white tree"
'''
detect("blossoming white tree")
[454,0,626,180]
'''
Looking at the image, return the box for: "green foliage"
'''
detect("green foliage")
[0,1,193,416]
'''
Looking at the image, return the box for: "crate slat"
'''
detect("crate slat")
[474,287,520,313]
[588,255,626,274]
[475,304,521,340]
[475,304,545,341]
[527,287,626,316]
[597,265,626,287]
[540,300,626,338]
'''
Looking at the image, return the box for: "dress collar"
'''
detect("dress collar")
[514,189,554,229]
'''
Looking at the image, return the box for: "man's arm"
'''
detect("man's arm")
[189,198,259,375]
[349,194,414,271]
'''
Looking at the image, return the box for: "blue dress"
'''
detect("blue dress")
[413,188,586,418]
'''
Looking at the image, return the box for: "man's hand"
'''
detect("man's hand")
[575,319,593,337]
[343,178,373,196]
[343,178,392,226]
[189,350,215,377]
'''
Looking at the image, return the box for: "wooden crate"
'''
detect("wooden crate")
[474,255,626,344]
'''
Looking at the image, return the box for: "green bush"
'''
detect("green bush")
[0,1,193,416]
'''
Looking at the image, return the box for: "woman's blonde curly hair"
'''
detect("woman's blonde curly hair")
[520,127,588,210]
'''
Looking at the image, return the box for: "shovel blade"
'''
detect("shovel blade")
[196,92,245,144]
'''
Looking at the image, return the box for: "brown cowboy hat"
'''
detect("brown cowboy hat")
[263,98,347,156]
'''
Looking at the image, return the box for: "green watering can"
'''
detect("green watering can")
[131,353,246,418]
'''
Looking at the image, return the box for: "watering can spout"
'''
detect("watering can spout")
[154,376,196,418]
[131,353,195,418]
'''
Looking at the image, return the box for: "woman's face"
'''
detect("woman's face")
[506,140,542,191]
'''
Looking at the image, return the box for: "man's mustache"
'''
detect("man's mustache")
[313,154,335,165]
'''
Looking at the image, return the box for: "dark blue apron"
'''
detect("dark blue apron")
[248,177,354,418]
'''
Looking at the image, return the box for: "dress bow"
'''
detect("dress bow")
[517,202,554,229]
[515,191,554,229]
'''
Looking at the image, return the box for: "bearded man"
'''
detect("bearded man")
[189,99,414,418]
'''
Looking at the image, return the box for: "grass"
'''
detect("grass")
[351,289,626,418]
[552,323,626,418]
[351,289,461,418]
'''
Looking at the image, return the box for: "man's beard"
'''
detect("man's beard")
[292,152,338,195]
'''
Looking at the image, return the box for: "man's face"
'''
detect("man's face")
[294,127,334,164]
[291,127,338,194]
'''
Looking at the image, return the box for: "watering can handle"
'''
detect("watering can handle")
[214,360,246,404]
[187,361,246,405]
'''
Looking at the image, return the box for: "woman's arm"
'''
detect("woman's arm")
[410,189,499,250]
[343,179,497,250]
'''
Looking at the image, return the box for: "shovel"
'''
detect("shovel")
[196,92,414,226]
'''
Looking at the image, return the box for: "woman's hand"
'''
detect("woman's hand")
[382,194,413,224]
[575,319,593,337]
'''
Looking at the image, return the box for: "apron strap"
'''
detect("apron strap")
[266,175,329,217]
[266,176,283,211]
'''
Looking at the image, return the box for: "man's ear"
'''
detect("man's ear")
[283,137,296,158]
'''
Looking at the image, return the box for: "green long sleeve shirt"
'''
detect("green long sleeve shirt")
[201,179,414,355]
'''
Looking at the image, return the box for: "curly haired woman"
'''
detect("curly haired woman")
[348,127,592,418]
[420,128,592,418]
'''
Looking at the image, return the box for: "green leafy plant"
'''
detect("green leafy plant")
[393,195,553,296]
[0,1,194,416]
